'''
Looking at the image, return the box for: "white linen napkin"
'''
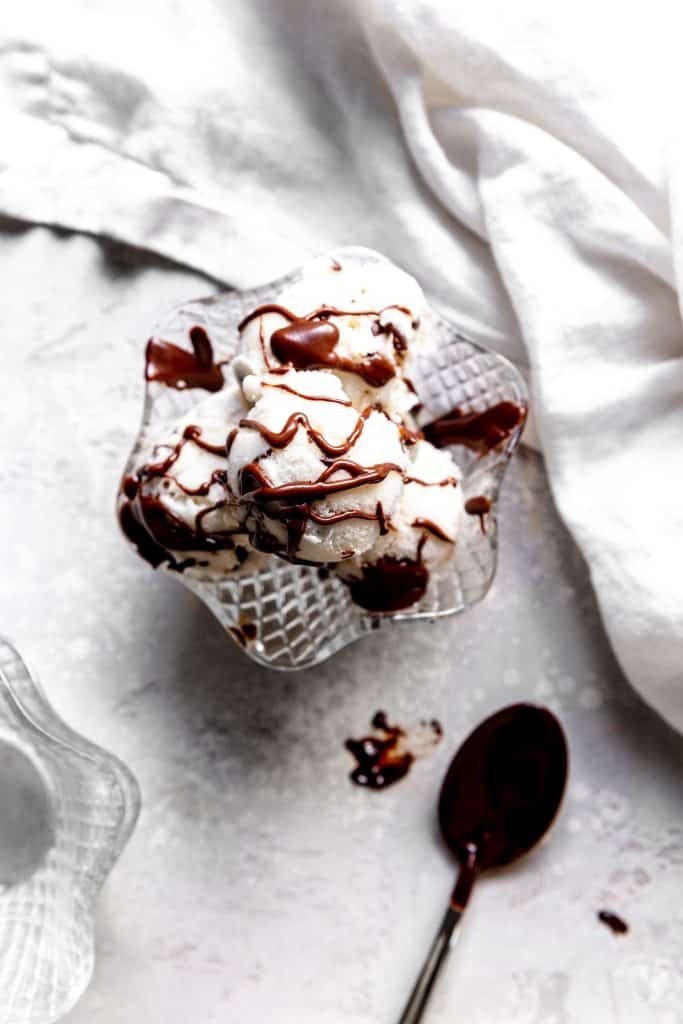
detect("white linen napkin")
[2,2,682,729]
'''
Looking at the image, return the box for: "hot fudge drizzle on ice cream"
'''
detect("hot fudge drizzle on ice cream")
[119,252,521,612]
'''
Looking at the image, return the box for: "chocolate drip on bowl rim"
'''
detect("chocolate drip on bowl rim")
[423,401,526,453]
[118,491,241,572]
[345,710,443,790]
[145,326,224,392]
[347,556,429,613]
[464,495,492,534]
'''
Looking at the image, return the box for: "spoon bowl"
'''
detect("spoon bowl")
[398,703,568,1024]
[440,702,568,873]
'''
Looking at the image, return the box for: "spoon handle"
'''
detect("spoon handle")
[396,903,464,1024]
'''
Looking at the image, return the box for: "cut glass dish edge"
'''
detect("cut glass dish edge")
[0,636,141,1024]
[121,247,528,671]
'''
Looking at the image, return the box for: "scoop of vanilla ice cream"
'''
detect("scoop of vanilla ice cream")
[237,255,426,415]
[133,386,264,574]
[335,440,463,586]
[227,369,408,563]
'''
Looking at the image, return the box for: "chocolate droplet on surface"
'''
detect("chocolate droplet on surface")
[597,910,629,935]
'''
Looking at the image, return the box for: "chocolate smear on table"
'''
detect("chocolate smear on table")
[597,910,629,935]
[465,495,492,534]
[423,402,526,453]
[346,711,443,790]
[145,325,224,392]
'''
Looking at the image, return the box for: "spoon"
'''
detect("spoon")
[397,703,568,1024]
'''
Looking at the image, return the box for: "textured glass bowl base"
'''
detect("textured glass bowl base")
[0,637,140,1024]
[124,248,528,670]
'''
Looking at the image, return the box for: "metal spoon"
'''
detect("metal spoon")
[397,703,568,1024]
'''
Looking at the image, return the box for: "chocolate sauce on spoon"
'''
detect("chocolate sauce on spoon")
[397,704,568,1024]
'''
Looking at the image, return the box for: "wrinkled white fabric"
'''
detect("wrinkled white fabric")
[1,2,682,729]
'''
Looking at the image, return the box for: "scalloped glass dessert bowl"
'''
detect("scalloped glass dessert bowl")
[121,249,527,670]
[0,637,140,1024]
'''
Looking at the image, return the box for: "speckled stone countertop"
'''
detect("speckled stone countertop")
[3,222,682,1024]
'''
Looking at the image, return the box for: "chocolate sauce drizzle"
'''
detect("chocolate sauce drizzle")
[145,326,224,392]
[119,422,240,570]
[345,710,443,790]
[597,910,629,935]
[348,556,429,613]
[119,492,240,571]
[240,460,399,560]
[118,499,190,570]
[240,406,372,459]
[238,302,418,388]
[412,518,454,543]
[138,424,226,491]
[236,404,403,560]
[262,381,352,406]
[423,402,526,453]
[404,474,458,488]
[239,459,402,503]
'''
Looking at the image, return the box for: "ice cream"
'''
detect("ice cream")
[119,386,264,575]
[334,440,463,610]
[235,255,427,417]
[227,369,408,563]
[120,248,470,613]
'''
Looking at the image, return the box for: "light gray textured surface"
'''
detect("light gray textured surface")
[3,224,682,1024]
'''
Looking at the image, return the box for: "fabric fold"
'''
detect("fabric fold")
[2,0,682,728]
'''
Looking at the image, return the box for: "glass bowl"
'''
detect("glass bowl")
[0,637,140,1024]
[121,248,527,670]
